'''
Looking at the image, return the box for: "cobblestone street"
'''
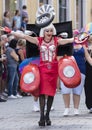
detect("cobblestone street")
[0,90,92,130]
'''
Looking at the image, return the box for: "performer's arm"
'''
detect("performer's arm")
[58,37,74,45]
[11,31,38,46]
[83,45,92,66]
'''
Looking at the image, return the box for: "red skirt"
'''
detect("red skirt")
[39,61,58,96]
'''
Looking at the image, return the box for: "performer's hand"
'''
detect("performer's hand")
[74,36,88,44]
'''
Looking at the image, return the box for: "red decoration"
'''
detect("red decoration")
[20,64,40,97]
[58,55,81,88]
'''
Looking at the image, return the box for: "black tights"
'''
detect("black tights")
[39,94,54,121]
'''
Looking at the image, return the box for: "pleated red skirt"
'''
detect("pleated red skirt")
[39,61,58,96]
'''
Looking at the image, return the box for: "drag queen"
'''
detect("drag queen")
[11,23,74,126]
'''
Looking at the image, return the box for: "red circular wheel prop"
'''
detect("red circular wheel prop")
[58,56,81,88]
[20,64,40,97]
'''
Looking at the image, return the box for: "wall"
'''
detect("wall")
[0,0,3,25]
[86,0,92,24]
[0,0,92,29]
[26,0,58,24]
[26,0,38,24]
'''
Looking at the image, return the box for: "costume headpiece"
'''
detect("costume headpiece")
[35,4,55,28]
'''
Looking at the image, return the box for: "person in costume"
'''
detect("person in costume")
[84,35,92,113]
[11,23,74,126]
[60,30,92,116]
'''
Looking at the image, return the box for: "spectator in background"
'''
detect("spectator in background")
[15,39,26,96]
[2,11,12,30]
[60,30,92,117]
[12,10,21,31]
[15,39,26,63]
[21,16,28,32]
[5,39,20,99]
[0,38,7,102]
[0,34,9,97]
[84,35,92,113]
[21,5,29,22]
[1,34,9,49]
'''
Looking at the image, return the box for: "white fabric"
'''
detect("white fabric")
[60,73,85,95]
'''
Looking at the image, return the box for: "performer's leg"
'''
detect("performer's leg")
[38,94,45,126]
[45,96,54,125]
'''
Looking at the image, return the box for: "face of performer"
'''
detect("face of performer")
[44,28,54,42]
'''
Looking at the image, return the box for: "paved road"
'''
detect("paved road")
[0,89,92,130]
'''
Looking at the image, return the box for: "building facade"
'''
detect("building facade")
[0,0,92,30]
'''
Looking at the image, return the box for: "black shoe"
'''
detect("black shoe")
[4,89,8,94]
[38,120,45,126]
[2,92,8,98]
[89,108,92,113]
[0,96,7,102]
[45,115,51,126]
[20,92,28,96]
[46,119,51,126]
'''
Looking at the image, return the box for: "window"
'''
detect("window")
[59,0,67,22]
[5,0,16,18]
[39,0,52,6]
[16,0,25,10]
[4,0,26,19]
[76,0,84,29]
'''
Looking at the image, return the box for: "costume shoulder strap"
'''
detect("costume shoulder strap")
[54,36,58,45]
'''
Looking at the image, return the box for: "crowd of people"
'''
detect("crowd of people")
[2,5,29,33]
[1,5,92,128]
[0,5,29,101]
[0,33,26,101]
